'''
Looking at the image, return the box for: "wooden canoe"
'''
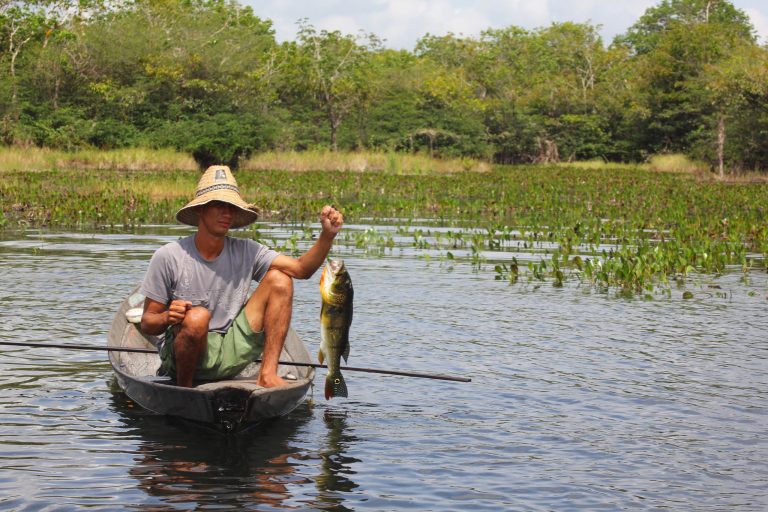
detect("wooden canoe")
[107,289,315,433]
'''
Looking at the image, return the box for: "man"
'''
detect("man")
[140,165,343,388]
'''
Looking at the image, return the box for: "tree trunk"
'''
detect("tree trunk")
[326,102,336,152]
[7,21,32,124]
[534,137,560,164]
[716,115,726,178]
[328,110,340,152]
[53,76,61,110]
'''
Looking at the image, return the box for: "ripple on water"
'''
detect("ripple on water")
[0,228,767,511]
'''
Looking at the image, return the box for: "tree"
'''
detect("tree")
[477,23,620,162]
[618,0,754,56]
[703,43,768,174]
[615,0,756,159]
[75,0,279,159]
[295,21,380,151]
[0,0,106,139]
[412,33,489,157]
[1,2,51,134]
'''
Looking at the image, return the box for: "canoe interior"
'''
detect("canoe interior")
[108,288,315,432]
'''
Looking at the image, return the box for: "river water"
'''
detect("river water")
[0,224,766,511]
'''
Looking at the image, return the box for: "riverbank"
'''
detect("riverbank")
[6,145,766,182]
[0,147,490,174]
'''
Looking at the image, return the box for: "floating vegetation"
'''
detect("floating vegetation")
[1,165,767,293]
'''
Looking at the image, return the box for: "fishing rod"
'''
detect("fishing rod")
[0,340,471,383]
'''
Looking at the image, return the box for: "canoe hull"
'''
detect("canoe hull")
[108,290,315,433]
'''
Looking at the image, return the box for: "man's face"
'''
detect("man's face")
[198,201,237,236]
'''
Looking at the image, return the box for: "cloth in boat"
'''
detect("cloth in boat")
[140,235,278,333]
[158,307,264,380]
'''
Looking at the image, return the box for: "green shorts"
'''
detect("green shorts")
[158,308,265,381]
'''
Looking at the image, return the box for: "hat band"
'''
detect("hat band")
[195,183,241,198]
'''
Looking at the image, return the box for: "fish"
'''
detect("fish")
[318,258,353,399]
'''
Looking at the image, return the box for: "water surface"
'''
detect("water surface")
[0,225,766,511]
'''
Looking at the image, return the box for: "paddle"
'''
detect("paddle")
[0,340,471,383]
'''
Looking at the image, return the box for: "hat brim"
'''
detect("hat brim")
[176,189,258,229]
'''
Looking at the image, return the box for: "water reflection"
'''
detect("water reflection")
[109,387,361,510]
[315,409,361,511]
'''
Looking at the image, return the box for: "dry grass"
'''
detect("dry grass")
[556,159,648,171]
[11,147,758,182]
[242,150,491,174]
[0,146,55,171]
[559,155,767,181]
[648,153,707,174]
[61,147,197,171]
[1,146,492,174]
[0,146,197,172]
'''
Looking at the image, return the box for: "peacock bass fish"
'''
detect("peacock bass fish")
[319,259,353,399]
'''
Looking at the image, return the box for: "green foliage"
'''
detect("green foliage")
[618,0,755,55]
[293,21,381,151]
[616,0,760,166]
[545,115,615,161]
[699,43,768,171]
[1,0,767,172]
[148,113,278,168]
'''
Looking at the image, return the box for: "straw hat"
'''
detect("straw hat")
[176,165,258,229]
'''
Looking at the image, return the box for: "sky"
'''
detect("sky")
[242,0,768,49]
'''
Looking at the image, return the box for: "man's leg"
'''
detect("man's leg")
[173,306,211,387]
[244,269,293,388]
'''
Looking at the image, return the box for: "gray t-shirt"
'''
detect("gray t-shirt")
[140,235,279,333]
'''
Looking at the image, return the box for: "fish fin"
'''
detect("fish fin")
[324,372,348,400]
[318,348,325,365]
[342,340,350,363]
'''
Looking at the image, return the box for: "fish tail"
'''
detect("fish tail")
[324,371,348,400]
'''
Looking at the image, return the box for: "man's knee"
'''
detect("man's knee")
[262,269,294,298]
[178,306,211,340]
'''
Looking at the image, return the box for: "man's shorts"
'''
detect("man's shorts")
[158,308,265,381]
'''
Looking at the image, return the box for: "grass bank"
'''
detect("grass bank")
[242,150,491,174]
[556,153,706,174]
[0,146,198,172]
[0,146,490,174]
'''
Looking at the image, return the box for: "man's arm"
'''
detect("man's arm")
[141,297,192,335]
[270,205,344,280]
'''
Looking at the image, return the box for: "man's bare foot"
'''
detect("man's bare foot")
[257,373,288,388]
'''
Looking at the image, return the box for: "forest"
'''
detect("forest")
[1,0,767,173]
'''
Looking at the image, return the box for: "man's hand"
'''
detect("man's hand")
[320,205,344,237]
[269,205,344,280]
[142,297,192,335]
[167,300,192,326]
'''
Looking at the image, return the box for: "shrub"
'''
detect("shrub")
[148,113,278,168]
[88,119,140,149]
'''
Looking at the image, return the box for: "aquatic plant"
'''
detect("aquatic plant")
[1,164,766,293]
